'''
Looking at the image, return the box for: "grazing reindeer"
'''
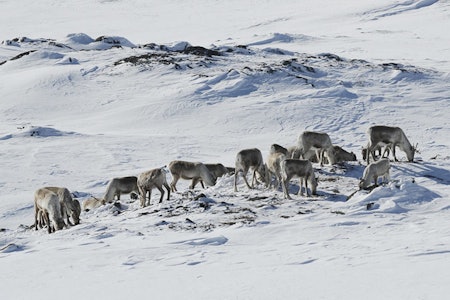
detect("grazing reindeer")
[104,176,139,203]
[366,125,416,164]
[298,131,336,166]
[44,186,80,226]
[281,159,317,199]
[193,163,231,188]
[34,188,66,233]
[137,167,170,207]
[303,146,356,164]
[267,152,286,190]
[168,160,216,192]
[334,146,357,162]
[359,158,391,189]
[82,197,105,211]
[234,148,270,192]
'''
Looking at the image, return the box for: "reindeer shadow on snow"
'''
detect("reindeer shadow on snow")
[392,160,450,185]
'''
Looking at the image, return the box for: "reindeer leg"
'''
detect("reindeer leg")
[170,175,179,192]
[367,143,374,164]
[392,144,398,161]
[189,178,198,189]
[300,178,305,196]
[164,183,171,200]
[147,189,152,206]
[157,186,164,203]
[244,170,253,189]
[282,177,292,200]
[138,186,146,207]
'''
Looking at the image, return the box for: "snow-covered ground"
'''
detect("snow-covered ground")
[1,1,449,299]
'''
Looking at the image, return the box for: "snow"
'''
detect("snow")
[1,0,450,299]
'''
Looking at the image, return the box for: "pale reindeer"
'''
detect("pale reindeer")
[82,197,105,211]
[168,160,216,192]
[104,176,139,203]
[44,186,81,226]
[365,125,416,164]
[281,159,317,199]
[359,158,391,189]
[234,148,270,192]
[34,188,66,233]
[193,163,230,188]
[298,131,336,166]
[267,152,286,190]
[137,167,171,207]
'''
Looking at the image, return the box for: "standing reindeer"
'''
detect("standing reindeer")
[298,131,336,166]
[193,163,230,188]
[103,176,139,203]
[34,188,66,233]
[281,159,317,199]
[44,186,81,226]
[234,148,269,192]
[366,125,416,164]
[168,160,216,192]
[137,167,170,207]
[267,152,286,190]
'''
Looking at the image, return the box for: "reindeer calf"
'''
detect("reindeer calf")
[359,158,391,190]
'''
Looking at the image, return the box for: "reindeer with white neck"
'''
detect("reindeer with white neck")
[365,125,416,164]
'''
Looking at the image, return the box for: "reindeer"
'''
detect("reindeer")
[44,186,80,226]
[281,159,317,199]
[270,144,288,155]
[137,167,171,207]
[267,152,286,190]
[359,158,390,189]
[82,196,105,211]
[234,148,270,192]
[366,125,416,164]
[362,144,391,162]
[189,163,231,189]
[193,163,230,188]
[34,188,66,233]
[168,160,216,192]
[103,176,139,203]
[302,145,356,164]
[298,131,336,166]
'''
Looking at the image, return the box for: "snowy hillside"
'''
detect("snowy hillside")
[1,1,450,299]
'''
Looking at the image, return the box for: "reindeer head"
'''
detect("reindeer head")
[408,143,418,162]
[256,163,270,187]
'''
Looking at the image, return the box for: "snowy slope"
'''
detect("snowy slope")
[1,1,450,299]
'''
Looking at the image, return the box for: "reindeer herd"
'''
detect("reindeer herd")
[33,125,417,233]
